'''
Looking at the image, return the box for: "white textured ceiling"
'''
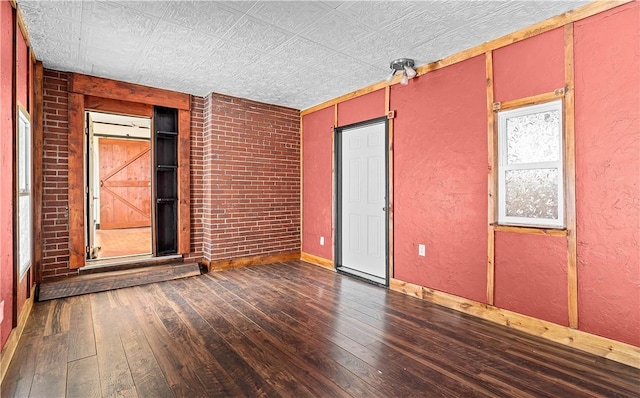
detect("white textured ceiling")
[17,1,589,110]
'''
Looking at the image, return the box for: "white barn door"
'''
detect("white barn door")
[338,120,387,285]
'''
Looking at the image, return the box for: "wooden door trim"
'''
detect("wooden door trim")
[85,96,153,118]
[69,73,190,110]
[67,73,191,269]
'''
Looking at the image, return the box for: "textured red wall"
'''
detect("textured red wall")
[16,28,28,108]
[495,232,568,325]
[392,55,488,302]
[0,0,14,348]
[493,27,565,102]
[202,93,300,262]
[15,24,29,317]
[302,107,334,260]
[337,89,385,127]
[574,3,640,346]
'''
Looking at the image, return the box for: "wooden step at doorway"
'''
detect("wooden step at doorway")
[37,262,201,301]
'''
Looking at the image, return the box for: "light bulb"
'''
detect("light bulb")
[386,70,396,82]
[400,71,408,85]
[404,65,416,78]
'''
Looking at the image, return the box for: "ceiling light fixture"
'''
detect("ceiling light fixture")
[386,58,416,85]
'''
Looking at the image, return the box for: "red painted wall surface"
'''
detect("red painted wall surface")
[16,27,28,108]
[392,55,488,303]
[493,27,565,102]
[495,232,568,326]
[15,23,29,318]
[337,89,385,127]
[0,0,14,348]
[574,3,640,346]
[302,107,334,260]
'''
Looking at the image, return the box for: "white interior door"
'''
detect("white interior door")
[339,121,387,284]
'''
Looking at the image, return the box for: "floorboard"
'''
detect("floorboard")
[2,261,639,398]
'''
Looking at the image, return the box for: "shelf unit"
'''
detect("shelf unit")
[154,107,178,255]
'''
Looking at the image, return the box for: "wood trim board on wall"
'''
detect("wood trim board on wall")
[65,73,192,269]
[68,73,190,110]
[204,252,301,272]
[563,23,578,329]
[390,278,640,369]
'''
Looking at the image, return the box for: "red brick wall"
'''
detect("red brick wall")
[185,95,205,262]
[202,93,300,261]
[42,70,72,279]
[40,70,300,280]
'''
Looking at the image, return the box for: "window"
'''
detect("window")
[17,106,32,278]
[497,100,564,228]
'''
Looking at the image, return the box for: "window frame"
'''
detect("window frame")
[497,99,564,228]
[17,105,33,279]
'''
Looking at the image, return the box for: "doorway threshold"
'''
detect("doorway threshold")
[336,266,387,287]
[80,254,183,275]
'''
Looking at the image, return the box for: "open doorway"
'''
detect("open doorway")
[86,111,152,261]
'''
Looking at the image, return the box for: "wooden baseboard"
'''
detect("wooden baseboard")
[1,286,35,384]
[390,278,640,369]
[300,252,334,269]
[204,251,301,272]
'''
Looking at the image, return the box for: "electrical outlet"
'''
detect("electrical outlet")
[418,244,426,257]
[320,236,325,246]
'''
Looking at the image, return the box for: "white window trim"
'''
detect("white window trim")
[497,100,564,228]
[17,106,32,279]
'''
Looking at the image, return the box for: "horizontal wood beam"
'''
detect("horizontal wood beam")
[493,88,565,111]
[390,278,640,369]
[69,73,190,110]
[85,96,153,118]
[493,225,568,236]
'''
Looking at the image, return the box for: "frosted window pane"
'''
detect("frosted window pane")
[505,168,558,219]
[19,122,27,190]
[19,195,31,275]
[506,110,560,164]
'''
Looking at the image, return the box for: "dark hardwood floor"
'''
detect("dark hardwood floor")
[2,261,639,397]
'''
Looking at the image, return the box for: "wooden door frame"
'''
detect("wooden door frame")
[334,116,390,286]
[65,73,191,270]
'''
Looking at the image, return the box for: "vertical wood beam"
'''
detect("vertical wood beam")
[564,23,578,329]
[485,52,497,305]
[32,61,43,284]
[177,108,191,254]
[11,0,18,326]
[299,114,304,249]
[68,93,85,269]
[385,85,394,279]
[332,104,338,263]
